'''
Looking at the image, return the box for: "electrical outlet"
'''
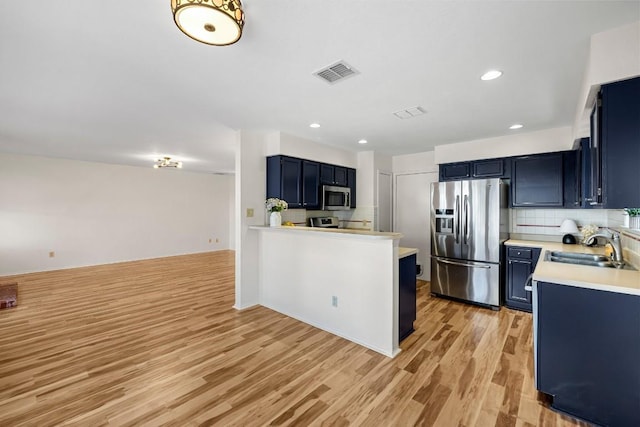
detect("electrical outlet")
[49,251,55,258]
[215,238,219,243]
[208,238,212,243]
[331,296,338,307]
[247,208,254,218]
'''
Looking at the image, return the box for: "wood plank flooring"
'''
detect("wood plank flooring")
[0,251,587,426]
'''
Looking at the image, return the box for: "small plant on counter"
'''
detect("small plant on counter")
[265,198,288,213]
[624,208,640,217]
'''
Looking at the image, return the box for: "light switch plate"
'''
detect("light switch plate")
[246,208,254,218]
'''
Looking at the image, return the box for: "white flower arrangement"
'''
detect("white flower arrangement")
[265,198,288,213]
[581,224,599,244]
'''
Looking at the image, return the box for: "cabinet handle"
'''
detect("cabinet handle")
[524,285,533,292]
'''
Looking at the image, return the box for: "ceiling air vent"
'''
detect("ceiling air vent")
[314,61,359,84]
[393,106,426,119]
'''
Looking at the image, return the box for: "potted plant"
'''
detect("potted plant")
[265,198,288,227]
[624,208,640,230]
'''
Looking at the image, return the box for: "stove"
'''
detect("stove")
[309,216,339,228]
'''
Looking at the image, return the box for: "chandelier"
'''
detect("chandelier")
[171,0,244,46]
[154,157,183,169]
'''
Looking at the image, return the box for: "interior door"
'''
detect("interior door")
[377,171,392,232]
[395,172,438,280]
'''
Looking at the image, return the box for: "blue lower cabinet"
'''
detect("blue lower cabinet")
[399,254,417,341]
[536,282,640,426]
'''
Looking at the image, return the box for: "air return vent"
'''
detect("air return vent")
[314,61,359,84]
[393,106,426,119]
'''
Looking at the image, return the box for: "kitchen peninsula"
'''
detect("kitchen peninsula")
[250,226,413,357]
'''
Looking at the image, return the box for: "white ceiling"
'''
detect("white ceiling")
[0,1,638,174]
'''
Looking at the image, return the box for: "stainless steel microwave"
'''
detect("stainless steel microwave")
[322,185,351,210]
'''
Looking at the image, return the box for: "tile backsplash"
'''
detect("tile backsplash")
[510,209,608,237]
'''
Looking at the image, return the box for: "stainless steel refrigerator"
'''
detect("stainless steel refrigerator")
[430,178,509,309]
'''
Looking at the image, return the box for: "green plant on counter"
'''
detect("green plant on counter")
[624,208,640,217]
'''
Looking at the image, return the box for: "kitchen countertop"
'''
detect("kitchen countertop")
[250,225,403,240]
[506,239,640,296]
[398,247,418,259]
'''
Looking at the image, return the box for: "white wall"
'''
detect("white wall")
[392,151,439,280]
[573,21,640,139]
[234,130,275,309]
[271,132,358,168]
[0,153,233,276]
[434,126,572,164]
[257,227,400,357]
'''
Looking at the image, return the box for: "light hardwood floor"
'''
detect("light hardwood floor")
[0,251,586,426]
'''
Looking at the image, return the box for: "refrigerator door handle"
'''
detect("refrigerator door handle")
[463,194,470,244]
[434,257,492,269]
[455,195,460,243]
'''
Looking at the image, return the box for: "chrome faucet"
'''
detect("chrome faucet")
[584,231,624,266]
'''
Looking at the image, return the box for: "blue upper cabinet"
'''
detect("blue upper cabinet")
[599,76,640,208]
[511,153,564,207]
[320,164,348,186]
[267,155,303,208]
[439,162,471,181]
[267,155,355,210]
[301,160,320,209]
[439,158,508,182]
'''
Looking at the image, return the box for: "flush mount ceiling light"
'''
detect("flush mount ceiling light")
[509,123,524,130]
[171,0,244,46]
[358,139,368,144]
[309,123,321,128]
[154,157,183,169]
[480,70,503,81]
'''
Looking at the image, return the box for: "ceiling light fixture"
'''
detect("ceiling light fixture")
[480,70,503,81]
[171,0,244,46]
[154,157,183,169]
[358,139,368,144]
[309,123,321,128]
[509,123,524,130]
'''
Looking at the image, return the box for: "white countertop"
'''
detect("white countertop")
[506,239,640,296]
[398,247,418,258]
[250,225,403,240]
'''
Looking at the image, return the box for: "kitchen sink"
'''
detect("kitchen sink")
[545,251,636,270]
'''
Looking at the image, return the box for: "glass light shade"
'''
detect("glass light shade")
[171,0,244,46]
[559,219,579,234]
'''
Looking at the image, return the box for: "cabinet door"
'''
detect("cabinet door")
[439,162,470,181]
[320,164,334,184]
[398,254,416,341]
[601,77,640,208]
[347,168,357,207]
[511,153,563,207]
[301,161,320,208]
[537,282,640,427]
[280,157,302,208]
[334,167,348,186]
[507,258,533,310]
[563,150,580,208]
[472,159,504,178]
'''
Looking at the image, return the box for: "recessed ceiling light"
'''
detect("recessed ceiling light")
[358,139,368,144]
[509,123,524,130]
[481,70,503,81]
[309,123,321,128]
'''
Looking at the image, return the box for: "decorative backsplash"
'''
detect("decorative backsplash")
[510,209,608,236]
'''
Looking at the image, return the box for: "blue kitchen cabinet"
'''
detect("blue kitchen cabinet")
[439,162,471,181]
[301,160,320,209]
[511,153,564,207]
[505,246,541,312]
[439,158,509,182]
[267,155,302,208]
[399,254,417,341]
[536,281,640,426]
[347,168,357,208]
[598,76,640,208]
[320,164,348,186]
